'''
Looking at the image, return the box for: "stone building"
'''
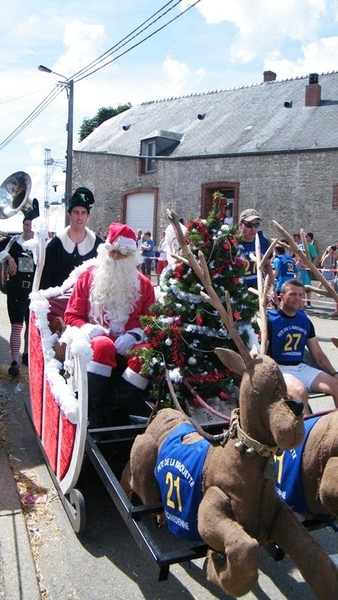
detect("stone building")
[73,70,338,252]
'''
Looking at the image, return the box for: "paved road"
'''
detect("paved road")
[0,292,338,600]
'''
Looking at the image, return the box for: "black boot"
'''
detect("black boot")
[105,376,153,426]
[87,372,110,428]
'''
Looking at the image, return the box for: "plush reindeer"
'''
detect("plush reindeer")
[122,212,338,598]
[275,409,338,522]
[268,223,338,523]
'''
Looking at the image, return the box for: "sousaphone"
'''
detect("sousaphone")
[0,171,33,219]
[0,171,37,293]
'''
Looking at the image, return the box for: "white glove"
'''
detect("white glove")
[114,333,136,355]
[81,323,109,339]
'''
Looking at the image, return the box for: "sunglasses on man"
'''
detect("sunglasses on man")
[241,220,260,229]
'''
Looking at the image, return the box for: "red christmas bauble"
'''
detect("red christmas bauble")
[175,262,185,273]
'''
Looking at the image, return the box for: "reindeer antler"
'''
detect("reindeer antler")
[273,220,338,304]
[166,209,252,364]
[255,234,277,355]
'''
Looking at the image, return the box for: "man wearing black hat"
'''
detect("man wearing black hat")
[40,187,103,289]
[0,203,39,375]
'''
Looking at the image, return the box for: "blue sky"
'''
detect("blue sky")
[1,0,338,216]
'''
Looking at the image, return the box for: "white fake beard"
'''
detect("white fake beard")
[89,248,141,336]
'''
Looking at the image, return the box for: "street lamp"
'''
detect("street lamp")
[38,65,74,212]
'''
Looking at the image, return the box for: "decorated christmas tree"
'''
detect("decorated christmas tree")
[138,192,259,406]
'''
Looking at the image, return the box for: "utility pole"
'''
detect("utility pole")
[38,66,74,225]
[44,148,66,220]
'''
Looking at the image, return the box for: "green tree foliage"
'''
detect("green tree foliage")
[78,103,132,142]
[137,192,259,406]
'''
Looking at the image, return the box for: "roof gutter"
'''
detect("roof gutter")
[75,146,338,161]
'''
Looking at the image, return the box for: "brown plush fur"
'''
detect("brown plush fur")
[301,410,338,519]
[121,355,338,598]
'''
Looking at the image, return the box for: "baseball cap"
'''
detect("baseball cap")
[239,208,262,223]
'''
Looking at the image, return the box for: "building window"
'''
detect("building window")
[140,140,156,173]
[146,141,156,172]
[201,182,239,221]
[140,130,183,175]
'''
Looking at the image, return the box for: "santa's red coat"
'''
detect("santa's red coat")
[64,267,155,382]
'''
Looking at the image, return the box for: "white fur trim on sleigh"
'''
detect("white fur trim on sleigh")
[30,291,93,423]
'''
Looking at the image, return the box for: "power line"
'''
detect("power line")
[76,0,201,83]
[0,86,64,152]
[72,0,184,82]
[0,84,58,105]
[0,0,201,151]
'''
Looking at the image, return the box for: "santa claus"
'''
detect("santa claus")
[64,222,155,427]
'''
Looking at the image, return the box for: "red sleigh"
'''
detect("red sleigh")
[26,227,229,578]
[28,247,94,530]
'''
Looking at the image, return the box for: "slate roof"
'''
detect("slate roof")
[77,71,338,157]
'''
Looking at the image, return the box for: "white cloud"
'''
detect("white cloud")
[29,145,44,162]
[25,136,46,145]
[162,56,190,90]
[191,0,328,61]
[55,20,106,76]
[265,36,338,79]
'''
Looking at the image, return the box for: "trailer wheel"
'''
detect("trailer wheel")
[67,488,86,533]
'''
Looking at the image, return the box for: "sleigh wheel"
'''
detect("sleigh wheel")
[67,488,86,533]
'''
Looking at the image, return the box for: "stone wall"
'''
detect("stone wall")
[73,148,338,255]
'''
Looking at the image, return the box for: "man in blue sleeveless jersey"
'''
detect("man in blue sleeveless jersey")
[272,244,299,295]
[238,209,276,301]
[267,279,338,414]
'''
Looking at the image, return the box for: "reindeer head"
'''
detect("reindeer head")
[215,348,304,452]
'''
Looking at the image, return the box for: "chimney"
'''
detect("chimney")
[305,73,321,106]
[263,70,277,83]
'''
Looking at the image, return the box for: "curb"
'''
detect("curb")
[0,447,41,600]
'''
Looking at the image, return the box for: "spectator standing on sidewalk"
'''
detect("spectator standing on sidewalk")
[155,230,168,285]
[318,245,338,316]
[301,233,319,308]
[140,231,154,282]
[136,229,143,248]
[294,247,312,307]
[307,231,319,256]
[272,244,299,297]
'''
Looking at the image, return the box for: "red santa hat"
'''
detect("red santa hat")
[104,222,137,252]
